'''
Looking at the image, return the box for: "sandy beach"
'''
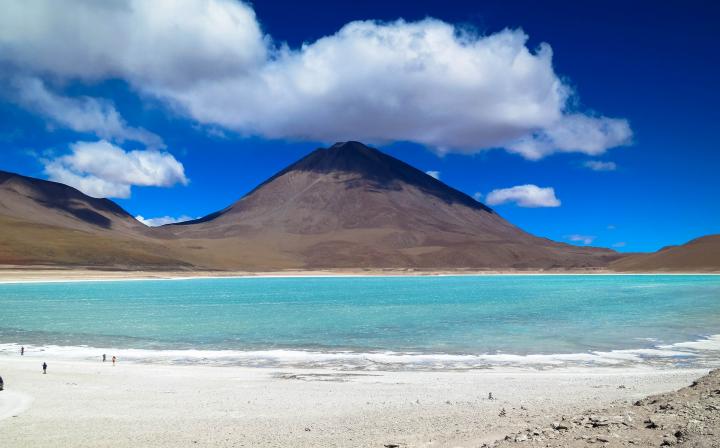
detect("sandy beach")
[0,354,708,447]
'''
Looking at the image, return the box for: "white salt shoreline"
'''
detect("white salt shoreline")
[0,355,709,447]
[0,268,718,285]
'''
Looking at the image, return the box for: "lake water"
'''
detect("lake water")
[1,275,719,370]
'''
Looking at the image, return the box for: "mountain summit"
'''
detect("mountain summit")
[166,142,618,269]
[179,140,490,227]
[258,141,491,212]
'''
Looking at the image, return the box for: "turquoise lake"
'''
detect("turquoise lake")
[1,275,719,369]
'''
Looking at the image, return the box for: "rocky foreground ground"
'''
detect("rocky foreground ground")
[484,369,720,448]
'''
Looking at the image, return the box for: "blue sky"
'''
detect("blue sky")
[1,0,718,252]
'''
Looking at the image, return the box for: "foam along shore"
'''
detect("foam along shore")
[0,354,711,448]
[2,334,720,370]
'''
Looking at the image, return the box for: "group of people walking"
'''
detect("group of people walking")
[19,346,51,373]
[1,346,119,392]
[11,346,117,378]
[18,345,49,373]
[21,346,49,373]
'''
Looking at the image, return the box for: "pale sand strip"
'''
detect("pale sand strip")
[0,390,33,421]
[0,267,717,284]
[0,356,707,447]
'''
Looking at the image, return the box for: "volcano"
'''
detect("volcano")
[163,141,618,269]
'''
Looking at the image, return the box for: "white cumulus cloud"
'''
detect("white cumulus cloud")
[0,0,265,88]
[135,215,195,227]
[0,1,632,159]
[12,77,164,148]
[43,140,188,198]
[583,160,618,171]
[566,234,596,245]
[485,184,561,208]
[425,170,441,180]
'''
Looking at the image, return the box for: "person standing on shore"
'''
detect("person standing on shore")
[103,354,106,362]
[42,362,47,374]
[20,346,24,356]
[112,356,116,366]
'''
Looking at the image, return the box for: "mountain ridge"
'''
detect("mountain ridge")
[0,169,190,268]
[3,141,714,272]
[611,234,720,272]
[0,169,138,231]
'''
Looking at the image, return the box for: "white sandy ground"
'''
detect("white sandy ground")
[0,389,32,421]
[0,355,708,448]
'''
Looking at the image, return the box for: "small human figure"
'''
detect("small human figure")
[102,354,106,362]
[42,362,47,374]
[0,374,4,391]
[20,346,24,356]
[488,392,494,400]
[112,356,116,366]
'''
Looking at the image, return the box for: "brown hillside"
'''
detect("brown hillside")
[0,170,190,269]
[611,234,720,272]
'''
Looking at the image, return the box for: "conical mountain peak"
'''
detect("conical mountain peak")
[263,141,491,212]
[288,141,394,174]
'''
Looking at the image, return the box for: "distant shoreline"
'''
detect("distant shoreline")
[0,267,719,284]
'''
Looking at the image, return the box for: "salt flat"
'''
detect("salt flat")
[0,356,706,447]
